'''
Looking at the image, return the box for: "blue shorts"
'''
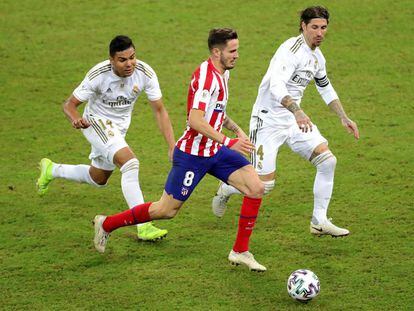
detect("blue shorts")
[164,147,250,201]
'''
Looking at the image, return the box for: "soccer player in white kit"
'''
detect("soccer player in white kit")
[37,35,176,241]
[212,6,360,237]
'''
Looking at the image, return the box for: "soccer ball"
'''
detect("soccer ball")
[287,269,320,302]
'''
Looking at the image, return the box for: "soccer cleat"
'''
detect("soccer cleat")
[36,158,54,196]
[137,222,168,241]
[212,182,230,217]
[310,218,350,237]
[93,215,110,253]
[228,250,267,272]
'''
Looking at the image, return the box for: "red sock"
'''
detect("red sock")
[102,202,152,232]
[233,197,262,253]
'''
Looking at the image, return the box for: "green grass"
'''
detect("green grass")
[1,0,413,309]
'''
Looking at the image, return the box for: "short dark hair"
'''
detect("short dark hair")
[109,35,135,57]
[299,6,330,32]
[208,28,238,51]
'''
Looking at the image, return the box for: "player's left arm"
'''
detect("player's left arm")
[315,56,359,140]
[223,115,249,140]
[327,99,359,140]
[149,98,176,161]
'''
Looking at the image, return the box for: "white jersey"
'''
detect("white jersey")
[251,34,338,126]
[73,59,162,135]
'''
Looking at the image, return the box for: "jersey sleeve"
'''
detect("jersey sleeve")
[314,55,339,105]
[190,65,214,112]
[143,65,162,101]
[268,45,297,102]
[73,75,96,102]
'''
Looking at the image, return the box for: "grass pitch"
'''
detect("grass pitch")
[1,0,413,310]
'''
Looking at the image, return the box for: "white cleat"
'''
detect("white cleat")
[212,182,230,218]
[228,250,267,272]
[310,218,350,237]
[93,215,110,253]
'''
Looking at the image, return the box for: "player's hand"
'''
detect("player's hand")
[294,110,313,133]
[71,118,90,129]
[341,117,359,140]
[229,138,255,156]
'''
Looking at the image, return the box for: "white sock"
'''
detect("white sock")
[220,183,241,196]
[311,151,337,224]
[52,164,100,186]
[120,159,146,228]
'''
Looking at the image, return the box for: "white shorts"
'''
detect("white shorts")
[81,116,129,171]
[249,115,327,175]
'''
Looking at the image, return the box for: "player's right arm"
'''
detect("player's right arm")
[62,95,90,129]
[188,109,254,156]
[66,69,98,129]
[269,45,313,132]
[281,95,312,132]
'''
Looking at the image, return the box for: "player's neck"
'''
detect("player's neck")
[302,33,317,50]
[209,57,225,74]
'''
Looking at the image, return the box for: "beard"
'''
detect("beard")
[220,57,235,70]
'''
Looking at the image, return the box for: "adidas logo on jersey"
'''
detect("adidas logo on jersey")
[106,87,112,93]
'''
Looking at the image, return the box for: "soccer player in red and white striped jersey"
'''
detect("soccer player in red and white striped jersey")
[177,58,230,157]
[93,28,268,272]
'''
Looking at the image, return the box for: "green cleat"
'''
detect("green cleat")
[36,158,54,196]
[137,222,168,241]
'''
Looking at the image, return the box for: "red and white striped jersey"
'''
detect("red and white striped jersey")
[176,58,230,157]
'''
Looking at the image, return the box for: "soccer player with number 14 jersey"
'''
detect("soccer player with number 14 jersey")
[37,36,175,241]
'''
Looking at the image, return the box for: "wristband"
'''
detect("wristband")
[222,136,230,146]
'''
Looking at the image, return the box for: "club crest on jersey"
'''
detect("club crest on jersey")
[201,89,209,100]
[181,187,189,196]
[133,85,139,93]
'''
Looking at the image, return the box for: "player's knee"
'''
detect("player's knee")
[90,173,109,187]
[120,158,139,174]
[263,180,275,195]
[245,181,265,198]
[311,151,337,172]
[93,179,108,187]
